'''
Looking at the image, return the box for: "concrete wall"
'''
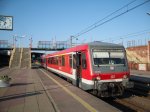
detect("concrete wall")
[126,41,150,71]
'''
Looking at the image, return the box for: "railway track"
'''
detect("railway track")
[115,95,150,112]
[101,80,150,112]
[101,92,150,112]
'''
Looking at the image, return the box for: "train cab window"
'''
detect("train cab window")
[62,55,65,66]
[93,49,125,66]
[81,53,87,69]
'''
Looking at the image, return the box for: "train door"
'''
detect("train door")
[76,51,87,88]
[76,52,82,87]
[72,54,76,78]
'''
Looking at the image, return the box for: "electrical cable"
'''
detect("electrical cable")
[101,29,150,42]
[72,0,150,39]
[74,0,137,38]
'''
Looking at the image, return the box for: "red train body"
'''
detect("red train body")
[41,41,133,97]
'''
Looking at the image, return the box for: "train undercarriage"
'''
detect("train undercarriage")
[92,80,134,97]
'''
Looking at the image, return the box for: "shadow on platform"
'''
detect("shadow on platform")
[11,82,33,87]
[0,91,42,102]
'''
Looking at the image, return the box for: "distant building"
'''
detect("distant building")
[126,41,150,71]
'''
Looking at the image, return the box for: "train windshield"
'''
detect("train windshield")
[92,49,125,66]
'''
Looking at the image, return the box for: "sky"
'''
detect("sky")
[0,0,150,49]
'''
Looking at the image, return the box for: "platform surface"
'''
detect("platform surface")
[131,70,150,78]
[0,68,120,112]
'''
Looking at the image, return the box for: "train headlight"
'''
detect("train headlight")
[96,76,101,80]
[123,75,127,79]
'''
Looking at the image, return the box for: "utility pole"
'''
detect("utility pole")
[13,35,17,48]
[13,36,15,48]
[14,35,26,51]
[29,37,32,49]
[70,36,73,48]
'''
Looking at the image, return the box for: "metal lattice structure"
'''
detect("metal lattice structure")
[0,40,9,48]
[37,41,69,50]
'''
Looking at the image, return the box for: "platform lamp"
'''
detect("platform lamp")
[12,35,17,48]
[14,35,26,51]
[29,37,33,49]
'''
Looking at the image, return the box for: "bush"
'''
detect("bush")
[0,75,11,81]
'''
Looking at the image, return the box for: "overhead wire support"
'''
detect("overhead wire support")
[72,0,150,40]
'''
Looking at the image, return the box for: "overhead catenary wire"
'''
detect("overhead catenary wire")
[100,28,150,42]
[74,0,137,38]
[71,0,150,40]
[69,29,150,47]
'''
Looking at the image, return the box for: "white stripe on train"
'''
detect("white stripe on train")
[46,66,123,85]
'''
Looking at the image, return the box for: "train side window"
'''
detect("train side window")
[52,57,54,64]
[62,55,65,66]
[50,58,52,64]
[56,57,58,65]
[48,58,50,64]
[73,54,76,69]
[82,53,87,69]
[69,55,72,68]
[58,56,61,66]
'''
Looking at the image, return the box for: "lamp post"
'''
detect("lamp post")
[14,35,26,51]
[29,37,33,49]
[12,35,17,48]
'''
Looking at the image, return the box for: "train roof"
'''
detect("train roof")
[88,41,123,47]
[44,41,124,58]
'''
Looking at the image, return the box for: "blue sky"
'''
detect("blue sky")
[0,0,150,48]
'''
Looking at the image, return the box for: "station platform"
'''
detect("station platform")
[0,68,120,112]
[130,70,150,78]
[130,70,150,86]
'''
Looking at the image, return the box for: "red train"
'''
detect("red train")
[41,41,134,97]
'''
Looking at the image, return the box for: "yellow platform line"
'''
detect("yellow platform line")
[40,69,98,112]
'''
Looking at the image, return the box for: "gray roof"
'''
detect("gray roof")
[87,41,123,47]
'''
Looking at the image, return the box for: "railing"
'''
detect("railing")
[29,49,31,68]
[9,47,16,68]
[19,48,23,68]
[37,41,69,49]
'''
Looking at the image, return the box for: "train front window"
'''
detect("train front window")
[93,49,125,66]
